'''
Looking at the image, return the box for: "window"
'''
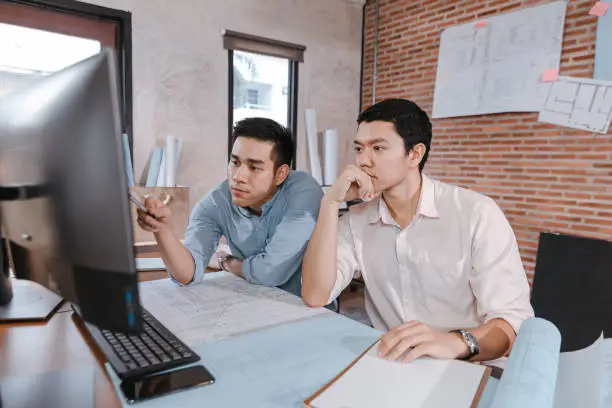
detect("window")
[0,0,132,149]
[0,23,101,98]
[224,31,305,168]
[246,88,259,106]
[233,51,287,123]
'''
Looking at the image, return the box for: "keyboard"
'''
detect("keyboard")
[84,308,200,379]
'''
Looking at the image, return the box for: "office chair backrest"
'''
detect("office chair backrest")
[531,232,612,352]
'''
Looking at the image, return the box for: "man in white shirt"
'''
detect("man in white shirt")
[302,98,533,363]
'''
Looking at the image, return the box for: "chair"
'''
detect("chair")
[531,232,612,352]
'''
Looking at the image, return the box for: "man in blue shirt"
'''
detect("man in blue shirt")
[137,117,323,297]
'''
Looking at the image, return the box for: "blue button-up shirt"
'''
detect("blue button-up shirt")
[180,171,323,297]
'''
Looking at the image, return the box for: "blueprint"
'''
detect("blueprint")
[488,318,609,408]
[538,76,612,134]
[433,1,566,118]
[594,1,612,82]
[604,339,612,407]
[489,318,561,408]
[553,335,605,408]
[106,313,382,408]
[138,273,328,346]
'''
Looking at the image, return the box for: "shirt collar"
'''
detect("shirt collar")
[418,173,439,219]
[367,173,439,225]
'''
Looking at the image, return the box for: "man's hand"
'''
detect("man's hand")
[325,165,375,204]
[220,255,244,278]
[378,321,469,363]
[136,197,172,234]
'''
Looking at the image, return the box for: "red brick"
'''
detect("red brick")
[362,0,612,277]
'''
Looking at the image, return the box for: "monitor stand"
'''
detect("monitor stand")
[0,276,64,323]
[0,186,64,323]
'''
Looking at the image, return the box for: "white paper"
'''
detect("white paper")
[138,273,328,346]
[432,1,566,118]
[173,137,183,185]
[491,318,561,408]
[604,339,612,407]
[322,129,339,186]
[304,108,323,185]
[538,76,612,134]
[135,257,166,271]
[311,341,486,408]
[156,148,166,187]
[553,335,605,408]
[164,135,176,187]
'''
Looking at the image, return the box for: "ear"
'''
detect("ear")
[409,143,427,169]
[274,164,290,186]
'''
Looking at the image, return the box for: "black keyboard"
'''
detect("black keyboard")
[85,308,200,379]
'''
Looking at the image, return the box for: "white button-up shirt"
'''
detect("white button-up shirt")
[329,174,534,333]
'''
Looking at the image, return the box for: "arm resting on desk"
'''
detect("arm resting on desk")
[467,318,515,362]
[377,317,515,363]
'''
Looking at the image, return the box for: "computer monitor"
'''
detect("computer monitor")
[0,49,142,332]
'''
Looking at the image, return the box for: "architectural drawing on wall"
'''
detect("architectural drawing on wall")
[432,1,567,119]
[538,76,612,134]
[594,0,612,81]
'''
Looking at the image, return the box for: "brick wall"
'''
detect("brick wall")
[362,0,612,279]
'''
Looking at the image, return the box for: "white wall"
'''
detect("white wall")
[82,0,364,205]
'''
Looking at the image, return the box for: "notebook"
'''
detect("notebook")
[304,340,490,408]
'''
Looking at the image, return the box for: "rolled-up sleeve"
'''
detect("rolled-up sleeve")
[469,198,534,333]
[175,195,222,287]
[242,185,323,287]
[326,213,361,305]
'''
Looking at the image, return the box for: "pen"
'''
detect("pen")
[129,193,161,221]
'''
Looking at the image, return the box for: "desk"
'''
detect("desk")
[0,308,123,407]
[0,250,379,408]
[0,251,497,408]
[133,242,217,281]
[0,245,173,408]
[134,242,169,281]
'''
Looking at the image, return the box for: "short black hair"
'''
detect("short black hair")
[357,99,432,172]
[232,117,294,168]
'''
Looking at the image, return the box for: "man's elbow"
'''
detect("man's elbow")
[168,269,196,287]
[246,272,289,287]
[302,296,328,308]
[301,287,329,308]
[244,263,294,287]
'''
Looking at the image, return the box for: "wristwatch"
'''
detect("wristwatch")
[216,253,230,271]
[452,329,480,360]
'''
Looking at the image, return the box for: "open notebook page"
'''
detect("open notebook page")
[309,340,486,408]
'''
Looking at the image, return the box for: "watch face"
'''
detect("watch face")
[465,331,480,355]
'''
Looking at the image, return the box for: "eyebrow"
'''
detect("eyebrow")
[231,154,266,166]
[354,138,389,146]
